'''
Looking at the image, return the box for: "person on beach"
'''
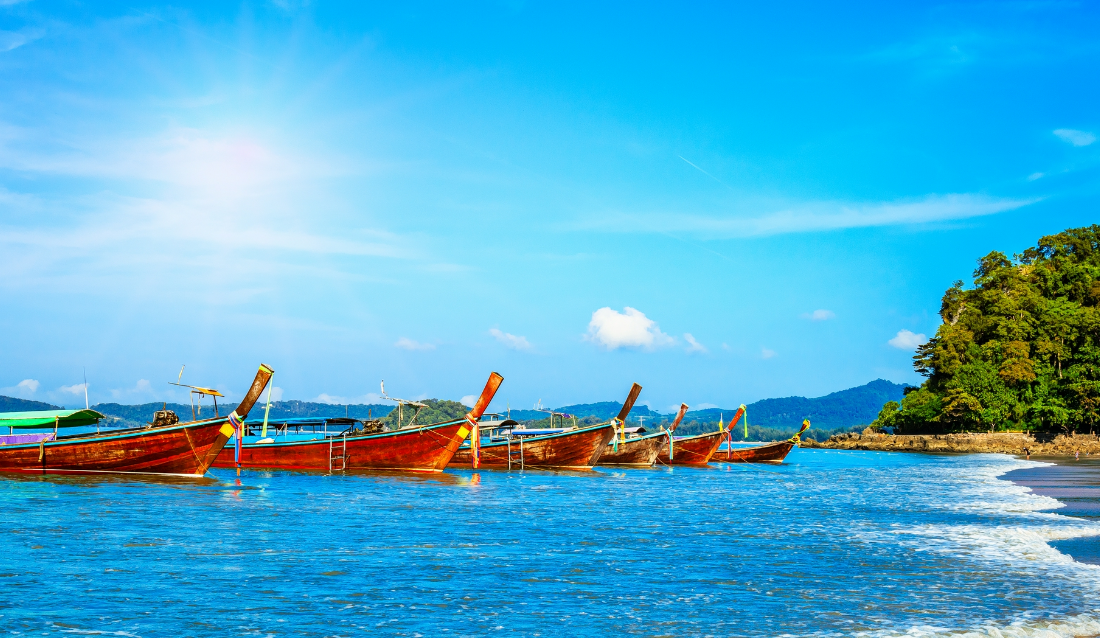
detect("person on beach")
[1024,447,1030,460]
[1076,449,1080,461]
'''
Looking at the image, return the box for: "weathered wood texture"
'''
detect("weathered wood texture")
[0,364,273,477]
[449,424,615,469]
[597,432,667,466]
[656,430,725,466]
[212,420,469,472]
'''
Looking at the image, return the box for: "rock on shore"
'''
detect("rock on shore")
[803,431,1100,455]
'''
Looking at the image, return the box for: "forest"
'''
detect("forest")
[875,225,1100,434]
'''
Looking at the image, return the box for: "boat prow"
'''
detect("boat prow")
[711,419,810,464]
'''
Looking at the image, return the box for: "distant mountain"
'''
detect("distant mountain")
[0,396,63,412]
[682,379,911,430]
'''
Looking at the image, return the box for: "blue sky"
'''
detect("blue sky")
[1,1,1098,413]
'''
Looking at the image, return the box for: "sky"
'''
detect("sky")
[1,1,1098,413]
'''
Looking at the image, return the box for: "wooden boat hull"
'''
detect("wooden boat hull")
[597,432,667,467]
[212,420,470,473]
[656,430,726,466]
[0,418,235,477]
[711,439,797,464]
[449,424,615,469]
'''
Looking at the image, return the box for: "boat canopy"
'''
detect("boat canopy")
[0,409,105,429]
[241,416,361,427]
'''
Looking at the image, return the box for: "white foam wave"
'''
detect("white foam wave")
[855,613,1100,638]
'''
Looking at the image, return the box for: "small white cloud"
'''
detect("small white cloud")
[683,333,708,353]
[802,309,835,321]
[0,28,44,54]
[1054,129,1096,147]
[1,379,40,397]
[889,329,928,350]
[489,328,531,351]
[693,403,718,410]
[395,337,435,351]
[721,343,730,351]
[585,307,675,350]
[761,347,777,360]
[313,391,383,405]
[460,395,477,408]
[268,386,284,401]
[1027,172,1044,181]
[59,383,88,395]
[135,379,152,392]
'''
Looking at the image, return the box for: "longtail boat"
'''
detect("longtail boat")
[213,372,504,473]
[448,391,623,469]
[711,419,810,464]
[0,364,273,477]
[655,402,727,466]
[598,386,676,467]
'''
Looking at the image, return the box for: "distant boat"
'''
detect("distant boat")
[598,387,677,467]
[448,384,638,469]
[711,419,810,464]
[213,372,503,473]
[655,403,741,466]
[0,364,273,477]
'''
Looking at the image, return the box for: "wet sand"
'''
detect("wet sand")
[1005,456,1100,564]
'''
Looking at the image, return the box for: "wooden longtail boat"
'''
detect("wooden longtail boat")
[449,422,615,469]
[655,402,730,466]
[598,387,675,467]
[711,419,810,464]
[213,372,504,473]
[0,364,274,477]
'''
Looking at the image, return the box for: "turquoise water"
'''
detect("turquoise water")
[1,449,1098,637]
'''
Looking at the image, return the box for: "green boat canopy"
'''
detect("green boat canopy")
[0,409,105,429]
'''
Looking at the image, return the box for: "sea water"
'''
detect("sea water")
[0,449,1098,637]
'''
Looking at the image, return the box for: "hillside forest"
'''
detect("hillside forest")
[875,225,1100,434]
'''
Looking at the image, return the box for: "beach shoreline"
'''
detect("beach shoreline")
[1004,456,1100,566]
[804,431,1100,456]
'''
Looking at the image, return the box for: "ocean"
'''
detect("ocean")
[1,448,1097,637]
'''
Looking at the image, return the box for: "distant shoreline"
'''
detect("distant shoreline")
[804,431,1100,456]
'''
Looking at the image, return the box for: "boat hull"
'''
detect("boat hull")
[710,439,797,464]
[597,432,667,467]
[449,424,614,469]
[656,430,726,466]
[212,421,469,473]
[0,418,234,477]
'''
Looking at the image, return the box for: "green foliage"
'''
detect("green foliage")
[383,399,469,429]
[892,224,1100,433]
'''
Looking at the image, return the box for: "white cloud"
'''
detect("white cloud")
[585,307,675,350]
[0,379,39,397]
[267,386,284,402]
[761,347,777,360]
[802,309,835,321]
[489,328,531,351]
[460,395,477,408]
[889,329,928,350]
[395,337,435,351]
[59,383,88,395]
[573,194,1036,238]
[314,392,385,405]
[1054,129,1096,147]
[1027,172,1044,181]
[693,403,718,410]
[0,28,43,53]
[721,343,730,351]
[683,333,708,353]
